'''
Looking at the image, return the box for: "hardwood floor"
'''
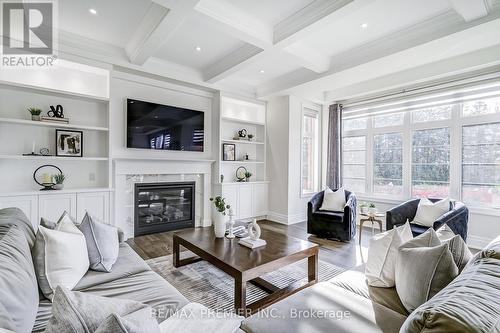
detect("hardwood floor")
[127,220,377,272]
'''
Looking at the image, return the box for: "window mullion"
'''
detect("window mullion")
[403,111,412,198]
[450,104,462,200]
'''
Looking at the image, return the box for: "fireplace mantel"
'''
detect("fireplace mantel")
[113,158,214,239]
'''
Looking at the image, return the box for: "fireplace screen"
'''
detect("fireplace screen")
[134,182,195,236]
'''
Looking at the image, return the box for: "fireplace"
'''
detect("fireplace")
[134,182,195,236]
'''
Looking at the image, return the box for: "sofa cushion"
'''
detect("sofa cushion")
[96,308,160,333]
[74,243,151,290]
[241,280,407,333]
[312,211,344,223]
[0,207,36,246]
[443,234,472,272]
[0,224,39,333]
[400,256,500,333]
[77,213,119,272]
[45,286,159,333]
[0,301,16,332]
[365,222,413,287]
[319,187,346,212]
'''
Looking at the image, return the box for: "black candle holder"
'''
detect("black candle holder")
[33,164,62,191]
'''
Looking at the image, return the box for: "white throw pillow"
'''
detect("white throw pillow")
[319,187,346,212]
[412,198,450,227]
[33,215,89,300]
[436,224,455,241]
[365,222,413,287]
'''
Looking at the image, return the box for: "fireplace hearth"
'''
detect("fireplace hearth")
[134,182,195,236]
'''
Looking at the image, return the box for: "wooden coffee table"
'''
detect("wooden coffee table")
[173,227,319,316]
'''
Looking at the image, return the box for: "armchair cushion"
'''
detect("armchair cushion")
[319,187,346,212]
[312,211,344,223]
[413,198,450,227]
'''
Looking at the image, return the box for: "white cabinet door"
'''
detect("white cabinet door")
[77,192,110,224]
[253,183,269,217]
[0,195,38,229]
[39,193,77,222]
[238,184,253,219]
[221,185,239,218]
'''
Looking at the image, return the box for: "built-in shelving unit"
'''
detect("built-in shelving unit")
[0,79,111,192]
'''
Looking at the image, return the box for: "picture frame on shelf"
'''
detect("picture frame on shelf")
[222,143,235,161]
[56,129,83,157]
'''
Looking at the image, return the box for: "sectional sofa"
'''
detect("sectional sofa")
[1,207,499,333]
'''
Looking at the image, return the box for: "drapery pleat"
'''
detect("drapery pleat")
[326,103,342,189]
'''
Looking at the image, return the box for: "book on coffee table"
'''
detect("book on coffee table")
[239,237,267,249]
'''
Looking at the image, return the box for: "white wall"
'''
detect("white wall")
[266,96,289,220]
[109,71,214,162]
[267,95,322,224]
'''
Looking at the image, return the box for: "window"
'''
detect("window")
[462,97,500,117]
[374,133,403,195]
[413,105,452,122]
[373,112,404,127]
[301,109,319,196]
[412,128,450,197]
[343,117,367,131]
[462,123,500,207]
[343,136,366,193]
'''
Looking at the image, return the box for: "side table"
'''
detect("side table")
[359,212,384,244]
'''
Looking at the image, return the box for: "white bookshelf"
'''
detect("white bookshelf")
[0,81,112,192]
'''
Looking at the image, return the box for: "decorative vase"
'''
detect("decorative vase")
[368,207,376,214]
[213,212,227,238]
[246,177,250,182]
[31,115,41,121]
[360,207,367,214]
[53,183,64,190]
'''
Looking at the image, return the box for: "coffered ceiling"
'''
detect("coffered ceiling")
[54,0,500,102]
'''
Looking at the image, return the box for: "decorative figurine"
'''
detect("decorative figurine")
[226,208,235,239]
[239,219,266,249]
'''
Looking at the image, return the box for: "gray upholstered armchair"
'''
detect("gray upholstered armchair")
[386,198,468,241]
[307,190,357,241]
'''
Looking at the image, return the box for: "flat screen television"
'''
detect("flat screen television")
[126,98,204,152]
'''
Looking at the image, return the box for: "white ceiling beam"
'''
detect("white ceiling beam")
[448,0,490,22]
[125,0,200,65]
[204,44,264,83]
[195,0,272,49]
[283,42,330,72]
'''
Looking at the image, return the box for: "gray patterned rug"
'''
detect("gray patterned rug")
[146,253,345,312]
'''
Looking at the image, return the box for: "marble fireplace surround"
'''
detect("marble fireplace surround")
[114,158,214,239]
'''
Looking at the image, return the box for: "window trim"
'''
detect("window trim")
[300,105,321,198]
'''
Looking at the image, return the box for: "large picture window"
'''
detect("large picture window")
[374,133,403,195]
[341,82,500,209]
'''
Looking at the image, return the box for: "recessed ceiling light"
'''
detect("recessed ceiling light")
[89,8,97,15]
[195,46,201,52]
[259,69,265,74]
[360,23,368,29]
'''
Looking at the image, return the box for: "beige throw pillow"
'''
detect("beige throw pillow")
[396,230,459,312]
[365,222,413,287]
[412,198,450,227]
[319,187,346,212]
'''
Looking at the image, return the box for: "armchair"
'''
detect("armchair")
[307,190,357,241]
[386,198,468,241]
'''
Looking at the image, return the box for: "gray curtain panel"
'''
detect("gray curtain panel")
[326,103,343,189]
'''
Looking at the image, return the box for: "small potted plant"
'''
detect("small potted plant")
[247,134,254,141]
[368,202,377,214]
[53,173,66,190]
[360,202,368,214]
[244,171,252,182]
[28,107,42,121]
[210,196,230,238]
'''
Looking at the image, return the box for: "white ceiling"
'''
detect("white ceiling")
[55,0,500,102]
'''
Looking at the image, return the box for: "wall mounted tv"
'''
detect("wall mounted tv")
[126,98,204,152]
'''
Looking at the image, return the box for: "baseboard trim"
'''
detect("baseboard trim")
[267,211,306,225]
[468,235,491,250]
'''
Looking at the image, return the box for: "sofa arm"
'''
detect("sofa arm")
[433,202,468,241]
[308,191,323,214]
[344,193,357,224]
[386,199,419,230]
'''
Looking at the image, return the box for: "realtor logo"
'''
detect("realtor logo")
[1,0,58,67]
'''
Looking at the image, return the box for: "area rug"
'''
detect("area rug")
[146,253,346,312]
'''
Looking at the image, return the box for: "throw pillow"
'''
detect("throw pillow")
[32,216,89,299]
[40,211,78,230]
[443,234,472,272]
[401,227,441,248]
[45,286,159,333]
[435,223,455,241]
[95,308,160,333]
[365,222,413,287]
[396,233,459,312]
[412,198,450,227]
[159,303,243,333]
[77,212,119,272]
[319,187,346,212]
